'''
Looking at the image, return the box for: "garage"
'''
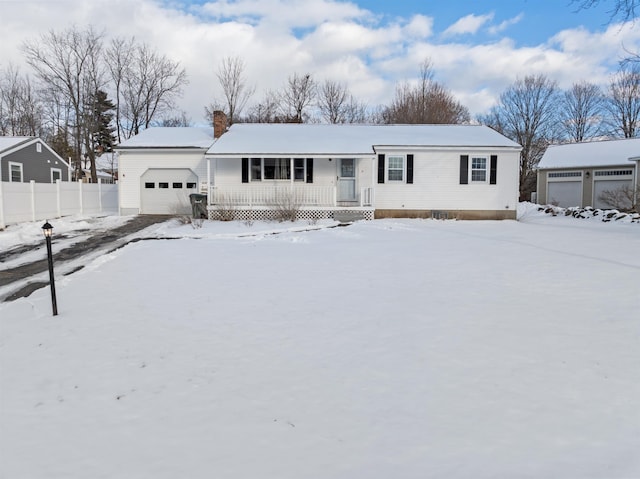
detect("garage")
[593,169,634,209]
[547,172,582,207]
[140,168,198,214]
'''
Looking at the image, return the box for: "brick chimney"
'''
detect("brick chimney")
[213,110,228,139]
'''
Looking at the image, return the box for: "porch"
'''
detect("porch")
[206,184,375,221]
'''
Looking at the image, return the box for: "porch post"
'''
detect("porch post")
[207,157,211,206]
[290,158,294,187]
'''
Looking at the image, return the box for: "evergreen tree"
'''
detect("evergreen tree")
[90,89,117,155]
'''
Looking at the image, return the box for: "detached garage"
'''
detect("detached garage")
[537,138,639,209]
[117,128,214,215]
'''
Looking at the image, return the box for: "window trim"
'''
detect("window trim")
[387,155,405,182]
[8,161,23,182]
[248,158,308,182]
[36,142,42,153]
[548,171,582,181]
[470,156,488,183]
[51,168,62,183]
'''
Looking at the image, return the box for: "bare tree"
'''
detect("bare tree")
[216,56,254,125]
[384,58,470,124]
[559,81,605,142]
[0,65,43,136]
[118,43,189,138]
[279,72,316,123]
[606,63,640,137]
[598,183,638,210]
[573,0,640,21]
[22,26,106,181]
[317,79,348,123]
[244,90,280,123]
[479,75,559,200]
[155,111,192,127]
[104,36,136,143]
[105,39,189,140]
[343,95,369,123]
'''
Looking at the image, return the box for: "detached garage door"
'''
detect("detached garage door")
[547,171,583,207]
[141,168,198,214]
[593,169,634,209]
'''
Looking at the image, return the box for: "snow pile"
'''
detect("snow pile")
[535,204,639,223]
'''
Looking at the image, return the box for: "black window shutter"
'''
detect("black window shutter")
[490,155,498,184]
[306,158,313,183]
[377,154,385,184]
[241,158,249,183]
[460,155,469,184]
[406,154,414,184]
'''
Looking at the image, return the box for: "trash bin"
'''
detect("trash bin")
[189,193,208,219]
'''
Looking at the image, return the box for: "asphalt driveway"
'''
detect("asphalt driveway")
[0,215,174,302]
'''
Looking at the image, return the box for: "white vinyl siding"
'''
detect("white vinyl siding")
[374,149,520,211]
[118,150,207,214]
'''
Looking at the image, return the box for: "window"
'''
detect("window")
[145,182,155,188]
[294,158,305,181]
[264,158,290,180]
[172,182,183,189]
[471,157,487,182]
[251,158,261,181]
[388,156,404,181]
[594,170,632,177]
[245,158,312,182]
[186,182,196,189]
[36,142,42,153]
[158,182,169,189]
[9,162,23,182]
[549,171,582,178]
[51,168,62,183]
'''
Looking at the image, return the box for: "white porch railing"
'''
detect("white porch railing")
[209,185,374,208]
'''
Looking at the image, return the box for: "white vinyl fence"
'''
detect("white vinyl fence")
[0,180,118,229]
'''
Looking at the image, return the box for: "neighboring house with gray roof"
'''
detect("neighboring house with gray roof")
[0,137,70,184]
[536,138,639,209]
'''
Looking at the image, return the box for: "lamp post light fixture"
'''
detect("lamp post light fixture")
[41,220,58,316]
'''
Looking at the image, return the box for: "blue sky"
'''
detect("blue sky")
[1,0,638,121]
[353,0,615,45]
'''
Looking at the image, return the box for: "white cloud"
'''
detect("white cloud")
[488,13,524,35]
[405,14,434,39]
[1,0,639,122]
[442,13,494,37]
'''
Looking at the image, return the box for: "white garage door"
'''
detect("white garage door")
[141,168,198,214]
[547,180,582,207]
[593,179,633,209]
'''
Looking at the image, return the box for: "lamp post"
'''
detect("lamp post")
[41,221,58,316]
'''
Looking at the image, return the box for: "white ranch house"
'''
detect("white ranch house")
[117,123,522,220]
[536,138,639,209]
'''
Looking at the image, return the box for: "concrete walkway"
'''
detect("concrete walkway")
[0,215,174,302]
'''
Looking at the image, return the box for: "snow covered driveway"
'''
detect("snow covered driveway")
[1,210,639,478]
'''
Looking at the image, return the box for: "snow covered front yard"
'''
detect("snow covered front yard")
[1,205,639,478]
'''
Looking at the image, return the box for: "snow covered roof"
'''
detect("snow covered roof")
[538,138,640,169]
[206,124,521,156]
[116,127,214,149]
[0,137,33,154]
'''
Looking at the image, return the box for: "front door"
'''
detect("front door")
[338,158,356,202]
